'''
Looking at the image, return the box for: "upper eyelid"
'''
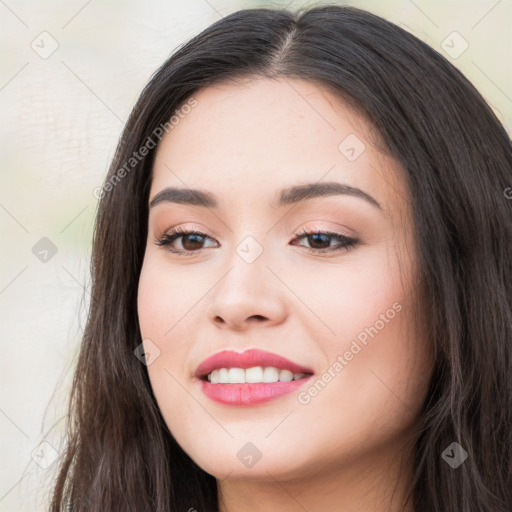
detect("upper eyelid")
[160,227,351,239]
[157,219,355,236]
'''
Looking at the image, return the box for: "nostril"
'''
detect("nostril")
[249,315,267,321]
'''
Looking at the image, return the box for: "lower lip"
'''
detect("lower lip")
[199,377,312,406]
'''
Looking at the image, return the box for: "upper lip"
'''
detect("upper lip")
[194,349,314,379]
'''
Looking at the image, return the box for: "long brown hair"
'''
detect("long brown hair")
[50,5,512,511]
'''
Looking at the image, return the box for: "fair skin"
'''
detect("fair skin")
[137,77,433,512]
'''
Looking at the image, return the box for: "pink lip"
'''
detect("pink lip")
[194,349,314,378]
[200,379,313,406]
[195,349,314,407]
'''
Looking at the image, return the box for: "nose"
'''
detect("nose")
[205,255,288,332]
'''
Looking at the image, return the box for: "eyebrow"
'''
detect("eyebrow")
[149,181,382,210]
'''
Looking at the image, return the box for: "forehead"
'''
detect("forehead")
[150,77,407,218]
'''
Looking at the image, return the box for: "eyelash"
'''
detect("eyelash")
[154,226,359,257]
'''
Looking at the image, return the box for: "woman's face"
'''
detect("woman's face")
[137,77,432,482]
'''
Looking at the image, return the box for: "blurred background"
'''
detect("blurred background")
[0,0,510,510]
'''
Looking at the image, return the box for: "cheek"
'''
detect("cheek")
[137,253,207,399]
[137,258,185,382]
[289,245,428,425]
[137,254,198,341]
[307,283,427,442]
[282,243,408,344]
[290,302,428,473]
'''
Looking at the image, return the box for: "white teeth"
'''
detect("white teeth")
[279,369,293,382]
[219,368,229,384]
[228,368,245,384]
[263,366,279,383]
[206,366,309,384]
[245,366,264,383]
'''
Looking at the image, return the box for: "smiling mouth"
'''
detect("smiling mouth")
[204,366,312,384]
[195,349,314,406]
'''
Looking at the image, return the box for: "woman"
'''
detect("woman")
[50,5,512,512]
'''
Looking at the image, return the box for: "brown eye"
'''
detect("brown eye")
[154,229,218,255]
[291,229,359,254]
[180,233,207,251]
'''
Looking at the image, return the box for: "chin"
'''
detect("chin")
[179,435,317,482]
